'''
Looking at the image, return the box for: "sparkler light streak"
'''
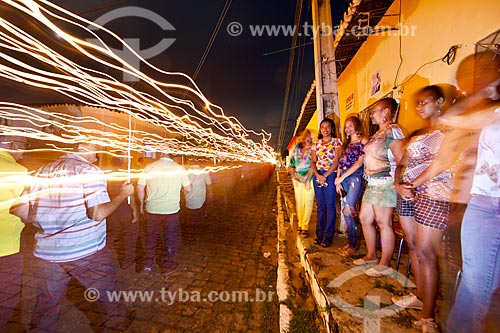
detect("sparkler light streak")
[0,163,242,209]
[0,0,276,163]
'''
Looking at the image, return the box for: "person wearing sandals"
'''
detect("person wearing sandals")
[334,116,368,256]
[392,86,462,330]
[353,98,405,277]
[288,129,315,238]
[311,118,342,247]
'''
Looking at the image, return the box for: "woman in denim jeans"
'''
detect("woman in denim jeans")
[443,53,500,333]
[334,116,368,256]
[312,118,342,247]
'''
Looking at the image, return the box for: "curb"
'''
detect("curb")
[276,185,292,332]
[279,186,337,333]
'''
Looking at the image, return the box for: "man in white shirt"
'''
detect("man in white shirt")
[137,151,191,273]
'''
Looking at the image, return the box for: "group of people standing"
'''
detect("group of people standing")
[288,51,500,333]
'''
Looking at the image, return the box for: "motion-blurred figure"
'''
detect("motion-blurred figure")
[0,135,27,330]
[137,150,191,273]
[12,142,134,331]
[107,152,139,269]
[185,163,212,222]
[445,51,500,333]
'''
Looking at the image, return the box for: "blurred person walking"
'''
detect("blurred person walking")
[137,150,191,273]
[289,129,315,238]
[444,52,500,333]
[107,152,139,270]
[12,142,134,332]
[0,135,28,330]
[185,163,212,222]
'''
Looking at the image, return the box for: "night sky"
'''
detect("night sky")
[1,0,350,150]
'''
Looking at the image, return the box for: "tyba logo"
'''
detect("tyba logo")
[87,6,175,82]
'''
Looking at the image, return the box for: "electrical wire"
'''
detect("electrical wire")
[398,45,460,87]
[191,0,233,82]
[277,0,304,152]
[392,0,403,89]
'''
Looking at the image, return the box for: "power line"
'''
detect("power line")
[191,0,233,82]
[277,0,304,152]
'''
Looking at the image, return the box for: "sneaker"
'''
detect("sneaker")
[365,265,393,277]
[414,318,439,333]
[391,293,423,310]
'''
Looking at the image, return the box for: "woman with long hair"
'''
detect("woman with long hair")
[311,118,342,247]
[354,97,405,277]
[288,129,315,237]
[335,116,368,256]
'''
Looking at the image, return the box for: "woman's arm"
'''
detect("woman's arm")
[311,149,321,178]
[410,129,467,188]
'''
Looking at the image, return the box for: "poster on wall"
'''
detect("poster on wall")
[371,69,381,96]
[345,92,354,111]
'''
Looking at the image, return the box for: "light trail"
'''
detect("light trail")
[0,0,276,163]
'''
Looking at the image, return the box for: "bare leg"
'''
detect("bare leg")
[416,223,443,319]
[359,202,378,260]
[399,216,422,299]
[374,206,395,267]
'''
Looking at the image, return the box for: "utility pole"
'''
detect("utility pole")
[311,0,340,126]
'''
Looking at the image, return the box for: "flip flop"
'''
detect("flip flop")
[339,247,358,257]
[353,258,379,266]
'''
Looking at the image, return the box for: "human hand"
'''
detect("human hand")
[396,182,415,200]
[121,183,134,196]
[484,78,500,100]
[317,175,327,183]
[335,183,342,194]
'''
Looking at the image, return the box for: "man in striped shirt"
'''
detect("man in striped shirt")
[13,143,134,331]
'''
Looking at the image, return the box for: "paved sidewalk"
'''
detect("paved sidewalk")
[278,171,427,333]
[8,166,279,332]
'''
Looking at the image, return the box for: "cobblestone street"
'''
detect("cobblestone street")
[9,166,279,332]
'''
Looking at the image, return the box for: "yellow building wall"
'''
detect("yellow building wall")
[305,111,319,139]
[334,0,500,135]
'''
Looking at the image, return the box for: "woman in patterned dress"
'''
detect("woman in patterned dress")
[395,85,457,333]
[289,129,315,237]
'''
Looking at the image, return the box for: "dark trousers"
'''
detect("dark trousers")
[0,252,23,330]
[30,247,125,332]
[107,202,140,267]
[144,212,180,269]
